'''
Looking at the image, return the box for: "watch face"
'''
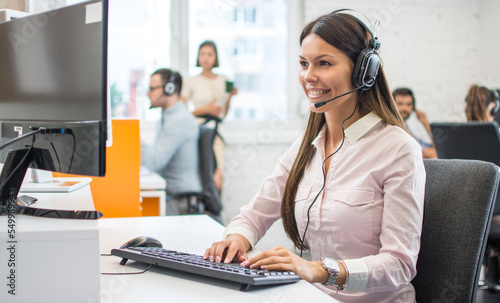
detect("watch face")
[323,258,339,270]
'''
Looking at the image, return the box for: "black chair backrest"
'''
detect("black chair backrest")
[430,122,500,215]
[198,124,221,215]
[412,159,499,303]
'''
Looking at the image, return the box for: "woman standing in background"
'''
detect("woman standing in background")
[181,40,237,120]
[181,40,237,191]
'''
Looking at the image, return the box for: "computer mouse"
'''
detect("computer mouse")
[120,236,163,249]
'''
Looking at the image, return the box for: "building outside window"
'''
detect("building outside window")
[187,0,288,121]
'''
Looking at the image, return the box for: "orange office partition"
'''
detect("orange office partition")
[54,119,142,217]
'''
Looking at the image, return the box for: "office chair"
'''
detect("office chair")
[173,123,222,222]
[412,159,500,303]
[198,114,224,143]
[430,122,500,291]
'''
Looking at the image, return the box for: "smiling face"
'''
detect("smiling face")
[299,33,356,113]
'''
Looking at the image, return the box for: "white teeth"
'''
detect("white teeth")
[309,90,329,96]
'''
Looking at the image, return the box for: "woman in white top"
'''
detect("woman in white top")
[181,40,237,119]
[181,41,237,190]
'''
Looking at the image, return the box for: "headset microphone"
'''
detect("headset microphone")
[313,85,366,108]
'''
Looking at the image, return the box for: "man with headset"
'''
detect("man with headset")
[141,68,202,215]
[393,87,437,158]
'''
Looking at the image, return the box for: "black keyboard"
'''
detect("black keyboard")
[111,247,300,290]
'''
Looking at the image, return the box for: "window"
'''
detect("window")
[63,0,171,121]
[187,0,288,121]
[26,0,298,122]
[106,0,171,121]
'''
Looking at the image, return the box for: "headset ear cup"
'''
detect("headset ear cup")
[492,99,500,116]
[164,81,176,96]
[491,90,500,116]
[352,48,380,90]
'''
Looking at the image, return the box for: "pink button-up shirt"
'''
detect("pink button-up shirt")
[224,112,426,302]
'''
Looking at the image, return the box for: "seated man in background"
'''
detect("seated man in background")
[141,68,202,215]
[393,87,437,158]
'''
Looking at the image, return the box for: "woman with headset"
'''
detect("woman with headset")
[465,84,500,122]
[205,11,425,302]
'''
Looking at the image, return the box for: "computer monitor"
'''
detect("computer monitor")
[430,121,500,166]
[0,0,108,218]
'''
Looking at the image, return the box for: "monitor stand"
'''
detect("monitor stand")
[20,169,92,193]
[0,148,102,219]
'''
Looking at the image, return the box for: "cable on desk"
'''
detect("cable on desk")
[100,254,153,275]
[101,264,153,275]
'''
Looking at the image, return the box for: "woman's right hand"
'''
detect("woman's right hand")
[204,234,251,264]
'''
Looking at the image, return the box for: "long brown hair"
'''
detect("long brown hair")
[281,12,406,249]
[465,84,496,121]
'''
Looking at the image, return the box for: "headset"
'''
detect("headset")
[313,10,382,109]
[487,88,500,116]
[163,72,178,96]
[332,9,381,90]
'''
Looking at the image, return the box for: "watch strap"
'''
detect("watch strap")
[320,257,339,286]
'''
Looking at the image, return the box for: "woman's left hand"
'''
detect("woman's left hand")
[241,246,327,283]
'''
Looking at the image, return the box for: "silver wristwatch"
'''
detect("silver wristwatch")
[320,257,340,286]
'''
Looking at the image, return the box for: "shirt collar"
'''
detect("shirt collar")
[311,112,382,146]
[345,112,382,142]
[161,101,183,125]
[162,101,183,116]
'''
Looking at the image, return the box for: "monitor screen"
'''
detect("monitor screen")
[0,0,108,216]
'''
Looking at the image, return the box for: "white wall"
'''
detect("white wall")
[303,0,499,123]
[479,0,500,90]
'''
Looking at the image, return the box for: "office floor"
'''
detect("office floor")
[476,288,500,303]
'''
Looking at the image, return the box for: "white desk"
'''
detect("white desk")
[98,215,335,302]
[140,170,166,216]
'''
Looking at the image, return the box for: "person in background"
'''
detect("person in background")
[181,40,237,191]
[205,10,425,302]
[141,68,202,215]
[181,40,237,119]
[465,84,499,122]
[393,87,437,159]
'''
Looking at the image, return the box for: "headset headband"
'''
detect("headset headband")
[332,8,381,51]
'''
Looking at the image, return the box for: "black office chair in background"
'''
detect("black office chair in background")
[412,159,500,302]
[430,122,500,292]
[173,123,222,222]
